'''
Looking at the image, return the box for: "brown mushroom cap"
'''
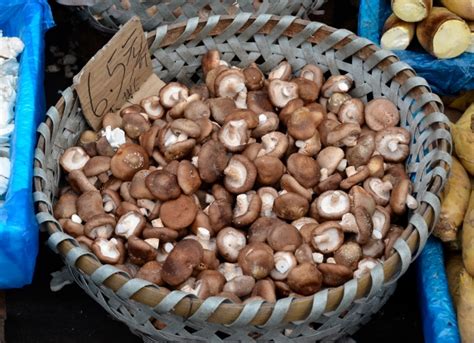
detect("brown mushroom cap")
[287,262,322,296]
[326,123,361,147]
[208,198,233,232]
[60,218,84,237]
[353,206,373,245]
[252,112,279,138]
[60,147,90,172]
[110,143,149,181]
[223,275,255,298]
[299,64,324,87]
[136,261,165,286]
[95,136,116,157]
[364,98,400,131]
[54,192,78,219]
[143,225,179,242]
[128,236,159,266]
[251,279,276,303]
[77,190,104,221]
[375,127,410,162]
[362,238,385,258]
[216,227,247,262]
[82,156,111,177]
[218,119,249,152]
[158,195,197,230]
[327,92,351,114]
[390,178,412,215]
[161,239,204,286]
[248,217,282,243]
[267,222,302,252]
[315,173,342,194]
[316,190,350,219]
[268,80,299,108]
[340,166,370,190]
[198,139,229,183]
[321,75,353,98]
[257,132,289,159]
[287,153,320,188]
[145,170,181,201]
[215,69,246,99]
[294,243,314,264]
[363,177,393,206]
[280,174,313,201]
[367,155,385,178]
[243,63,265,90]
[202,50,223,76]
[84,214,116,239]
[122,113,151,139]
[346,133,375,168]
[334,241,363,270]
[293,77,320,103]
[129,169,155,200]
[208,97,237,124]
[318,263,353,286]
[233,191,261,227]
[197,270,226,296]
[184,99,211,121]
[311,221,344,253]
[279,98,304,125]
[79,130,98,157]
[338,98,365,125]
[273,192,309,220]
[177,160,202,195]
[287,107,321,141]
[254,156,285,185]
[247,91,273,115]
[349,185,376,215]
[317,146,345,177]
[238,242,274,280]
[223,155,257,194]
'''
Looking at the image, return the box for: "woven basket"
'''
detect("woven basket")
[34,14,452,342]
[57,0,326,33]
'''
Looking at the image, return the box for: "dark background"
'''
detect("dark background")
[5,1,423,342]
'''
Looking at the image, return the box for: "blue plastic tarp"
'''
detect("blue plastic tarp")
[0,0,53,288]
[417,237,461,343]
[358,0,474,95]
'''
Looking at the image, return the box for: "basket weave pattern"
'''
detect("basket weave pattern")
[34,14,451,341]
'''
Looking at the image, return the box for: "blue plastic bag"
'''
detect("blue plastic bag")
[0,0,53,288]
[358,0,474,95]
[417,237,461,343]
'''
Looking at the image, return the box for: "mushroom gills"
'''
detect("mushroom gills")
[314,228,342,252]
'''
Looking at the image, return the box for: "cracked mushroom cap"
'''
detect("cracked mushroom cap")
[316,190,350,219]
[364,98,400,131]
[254,155,285,185]
[363,177,393,206]
[311,221,344,253]
[238,242,275,280]
[287,153,320,188]
[338,98,365,125]
[375,127,410,162]
[233,191,261,227]
[110,143,149,181]
[60,147,90,172]
[218,119,249,152]
[216,227,247,262]
[257,132,289,159]
[215,69,246,99]
[287,262,322,296]
[270,251,297,280]
[84,213,116,239]
[267,222,302,252]
[334,241,363,270]
[198,139,229,183]
[317,147,345,177]
[159,82,189,108]
[268,80,299,108]
[223,154,257,194]
[161,239,203,286]
[128,236,159,266]
[159,195,198,230]
[91,238,125,264]
[145,170,181,201]
[318,263,353,286]
[321,75,353,98]
[115,211,146,238]
[273,192,309,220]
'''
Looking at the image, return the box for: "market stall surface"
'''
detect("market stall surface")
[5,2,423,341]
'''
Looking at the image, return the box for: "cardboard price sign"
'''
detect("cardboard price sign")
[75,17,152,130]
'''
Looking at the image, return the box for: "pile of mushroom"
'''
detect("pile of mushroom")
[54,50,417,303]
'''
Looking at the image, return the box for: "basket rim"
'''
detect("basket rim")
[35,15,450,326]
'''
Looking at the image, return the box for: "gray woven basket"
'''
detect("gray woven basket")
[34,14,452,342]
[56,0,326,33]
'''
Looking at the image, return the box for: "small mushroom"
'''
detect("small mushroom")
[279,98,304,125]
[321,75,353,97]
[318,263,353,286]
[372,206,391,239]
[215,69,246,99]
[340,166,370,189]
[218,119,249,152]
[129,170,155,200]
[270,251,297,280]
[252,112,279,138]
[248,217,281,243]
[197,270,226,296]
[60,218,84,237]
[216,227,247,262]
[390,178,417,215]
[184,99,211,121]
[334,241,363,270]
[145,170,181,201]
[198,139,229,183]
[287,262,322,296]
[122,112,150,139]
[295,132,322,157]
[326,123,361,147]
[223,154,257,193]
[287,107,323,141]
[257,187,279,218]
[84,214,116,239]
[218,262,244,282]
[82,156,111,178]
[316,190,350,219]
[202,50,225,76]
[238,242,275,280]
[208,97,237,124]
[294,243,314,264]
[252,279,276,303]
[315,173,343,194]
[110,143,149,181]
[269,61,292,80]
[208,199,233,232]
[54,192,78,219]
[299,64,324,87]
[77,191,104,221]
[177,160,202,195]
[140,96,165,120]
[375,127,410,162]
[280,174,313,201]
[318,118,341,147]
[327,92,351,114]
[128,236,159,266]
[161,239,204,286]
[115,211,146,238]
[362,238,385,258]
[293,77,320,103]
[159,82,189,108]
[287,153,320,188]
[91,238,125,264]
[311,222,344,253]
[159,195,198,230]
[79,130,98,156]
[338,98,364,125]
[233,191,261,227]
[243,63,265,90]
[364,98,400,131]
[273,192,309,220]
[349,186,377,215]
[223,275,255,297]
[353,257,379,279]
[317,147,345,179]
[254,156,286,185]
[363,177,393,206]
[268,80,299,108]
[257,132,289,159]
[136,261,165,286]
[60,147,90,172]
[346,133,375,168]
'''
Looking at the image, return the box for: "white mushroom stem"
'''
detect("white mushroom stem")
[320,168,329,181]
[295,140,305,148]
[339,213,358,233]
[139,208,148,216]
[326,257,336,264]
[151,218,164,228]
[234,194,250,217]
[145,238,160,249]
[387,139,399,152]
[163,242,174,253]
[258,114,268,125]
[191,156,199,167]
[312,252,324,264]
[406,194,418,209]
[235,91,248,109]
[103,200,115,213]
[275,257,291,273]
[337,159,348,172]
[102,126,126,149]
[197,228,216,251]
[354,258,379,278]
[345,165,357,177]
[71,214,82,224]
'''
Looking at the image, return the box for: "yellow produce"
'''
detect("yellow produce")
[433,157,471,242]
[458,269,474,343]
[462,190,474,276]
[445,253,463,308]
[452,103,474,176]
[441,0,474,21]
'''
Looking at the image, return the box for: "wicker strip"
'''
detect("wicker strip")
[35,15,451,341]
